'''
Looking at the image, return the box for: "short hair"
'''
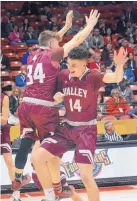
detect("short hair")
[111,88,119,96]
[68,47,88,60]
[38,31,60,46]
[104,121,112,130]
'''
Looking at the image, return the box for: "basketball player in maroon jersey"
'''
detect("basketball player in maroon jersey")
[32,47,128,201]
[1,83,25,201]
[12,9,100,200]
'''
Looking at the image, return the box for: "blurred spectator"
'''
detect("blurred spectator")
[104,28,113,44]
[103,121,123,142]
[7,16,16,33]
[1,16,9,38]
[88,28,104,50]
[41,6,52,20]
[101,43,113,61]
[121,38,134,55]
[124,7,134,23]
[1,52,10,72]
[123,62,136,84]
[23,18,30,32]
[99,18,106,36]
[24,26,38,44]
[133,28,137,44]
[46,16,58,31]
[5,10,11,19]
[21,47,32,65]
[19,25,25,42]
[128,37,135,49]
[105,83,118,96]
[63,2,80,18]
[9,87,20,115]
[127,53,136,70]
[125,21,134,38]
[89,53,101,71]
[100,63,106,73]
[105,51,116,72]
[19,2,39,15]
[9,25,26,45]
[8,87,21,125]
[15,65,27,88]
[106,88,130,118]
[117,14,127,36]
[118,79,134,102]
[97,94,105,120]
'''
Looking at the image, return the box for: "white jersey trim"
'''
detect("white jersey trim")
[23,97,56,107]
[65,118,97,126]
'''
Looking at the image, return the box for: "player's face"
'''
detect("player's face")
[67,58,87,78]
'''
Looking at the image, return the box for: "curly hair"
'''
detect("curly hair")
[68,47,88,60]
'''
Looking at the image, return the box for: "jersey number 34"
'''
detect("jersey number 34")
[27,63,45,85]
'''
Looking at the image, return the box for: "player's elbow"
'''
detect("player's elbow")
[1,118,8,125]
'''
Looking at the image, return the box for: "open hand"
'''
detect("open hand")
[114,47,128,67]
[85,10,100,28]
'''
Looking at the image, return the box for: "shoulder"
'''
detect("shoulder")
[51,47,64,61]
[89,70,103,79]
[59,69,69,79]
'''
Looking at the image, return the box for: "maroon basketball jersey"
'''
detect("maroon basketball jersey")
[58,69,104,122]
[24,47,64,101]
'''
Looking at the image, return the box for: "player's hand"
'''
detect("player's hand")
[114,47,128,67]
[85,10,100,28]
[65,10,73,28]
[54,92,65,104]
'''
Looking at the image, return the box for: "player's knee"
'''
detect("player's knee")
[3,154,14,169]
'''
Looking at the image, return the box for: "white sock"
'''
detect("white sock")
[44,188,56,201]
[12,191,20,199]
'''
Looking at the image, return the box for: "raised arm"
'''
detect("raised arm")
[103,48,128,83]
[63,10,100,58]
[58,10,73,39]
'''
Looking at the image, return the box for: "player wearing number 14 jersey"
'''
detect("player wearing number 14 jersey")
[32,46,128,201]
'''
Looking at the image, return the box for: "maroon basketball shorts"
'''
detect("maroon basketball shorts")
[41,123,97,164]
[18,102,59,141]
[0,125,11,154]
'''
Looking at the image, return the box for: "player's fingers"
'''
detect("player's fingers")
[85,16,88,23]
[92,10,98,17]
[96,12,100,19]
[89,9,94,17]
[114,50,117,59]
[119,47,125,56]
[125,57,129,63]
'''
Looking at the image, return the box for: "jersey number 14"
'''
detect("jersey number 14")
[69,99,82,112]
[27,63,45,85]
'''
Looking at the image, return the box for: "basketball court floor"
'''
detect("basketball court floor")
[1,186,137,201]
